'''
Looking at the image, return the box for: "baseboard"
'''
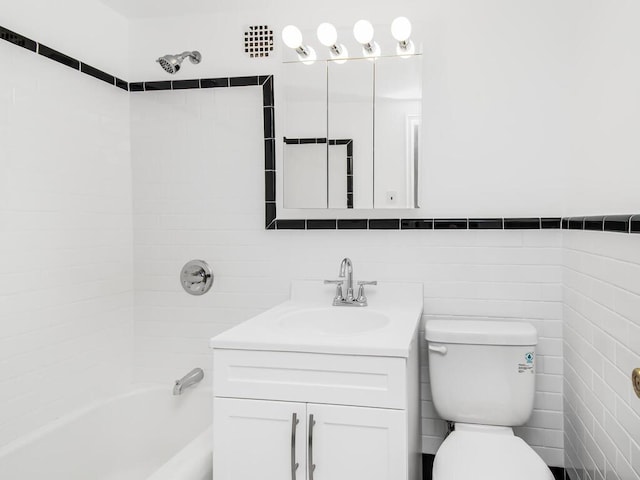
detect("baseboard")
[422,454,565,480]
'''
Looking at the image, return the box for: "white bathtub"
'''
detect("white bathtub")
[0,386,212,480]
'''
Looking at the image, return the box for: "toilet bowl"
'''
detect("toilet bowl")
[425,319,554,480]
[433,424,554,480]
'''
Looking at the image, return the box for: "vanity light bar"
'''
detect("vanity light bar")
[281,17,414,61]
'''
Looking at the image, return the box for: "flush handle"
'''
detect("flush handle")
[632,368,640,399]
[428,344,448,355]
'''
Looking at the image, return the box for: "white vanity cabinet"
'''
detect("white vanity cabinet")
[209,280,424,480]
[213,398,307,479]
[214,397,407,480]
[212,346,421,480]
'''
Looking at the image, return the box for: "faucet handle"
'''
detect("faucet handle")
[356,281,377,304]
[324,279,344,302]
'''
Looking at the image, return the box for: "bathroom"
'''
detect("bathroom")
[0,0,638,478]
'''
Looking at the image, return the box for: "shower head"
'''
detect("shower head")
[156,51,202,74]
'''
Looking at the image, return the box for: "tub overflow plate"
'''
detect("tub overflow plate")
[180,260,214,296]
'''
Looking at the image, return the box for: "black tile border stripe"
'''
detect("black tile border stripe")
[337,219,368,230]
[401,219,434,230]
[584,216,604,231]
[201,77,229,88]
[172,79,200,90]
[81,63,115,85]
[129,82,144,92]
[38,44,80,70]
[0,26,36,52]
[2,24,640,238]
[504,218,541,229]
[434,219,467,230]
[603,215,631,233]
[269,215,640,233]
[469,218,503,230]
[115,78,128,91]
[369,219,400,230]
[275,219,305,230]
[307,219,337,230]
[542,217,562,229]
[144,80,172,91]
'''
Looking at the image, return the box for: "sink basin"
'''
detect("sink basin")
[210,280,424,357]
[278,308,390,336]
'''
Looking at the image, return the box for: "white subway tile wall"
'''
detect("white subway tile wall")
[131,88,564,466]
[563,231,640,480]
[0,42,133,449]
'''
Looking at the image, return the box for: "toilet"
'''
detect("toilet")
[425,319,555,480]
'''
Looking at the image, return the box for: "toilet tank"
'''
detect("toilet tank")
[425,319,537,426]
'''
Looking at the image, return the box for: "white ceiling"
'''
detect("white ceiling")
[97,0,284,18]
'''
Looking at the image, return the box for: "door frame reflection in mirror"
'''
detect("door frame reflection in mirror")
[406,115,421,209]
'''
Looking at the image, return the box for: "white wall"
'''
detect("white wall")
[0,25,132,449]
[565,1,640,216]
[563,232,640,480]
[128,0,572,217]
[130,87,565,466]
[4,0,130,78]
[561,3,640,479]
[127,0,574,468]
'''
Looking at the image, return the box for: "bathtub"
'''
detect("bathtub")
[0,385,212,480]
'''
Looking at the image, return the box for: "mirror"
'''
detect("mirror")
[282,54,422,210]
[328,58,374,209]
[374,56,422,208]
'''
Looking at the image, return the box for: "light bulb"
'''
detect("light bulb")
[282,25,303,49]
[353,19,374,45]
[317,23,338,47]
[391,17,412,42]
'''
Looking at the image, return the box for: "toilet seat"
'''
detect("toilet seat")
[433,424,554,480]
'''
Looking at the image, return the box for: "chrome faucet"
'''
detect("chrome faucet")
[324,258,377,307]
[339,257,355,301]
[173,367,204,395]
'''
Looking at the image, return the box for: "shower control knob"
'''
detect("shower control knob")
[180,260,214,296]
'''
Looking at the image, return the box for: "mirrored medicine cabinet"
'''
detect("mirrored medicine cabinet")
[281,52,422,210]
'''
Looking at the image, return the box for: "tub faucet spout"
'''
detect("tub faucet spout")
[173,367,204,395]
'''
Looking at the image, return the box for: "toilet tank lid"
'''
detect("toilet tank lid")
[425,319,537,345]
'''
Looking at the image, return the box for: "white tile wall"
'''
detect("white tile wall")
[131,87,564,466]
[0,42,133,449]
[563,231,640,480]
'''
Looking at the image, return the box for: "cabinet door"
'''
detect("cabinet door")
[213,397,307,480]
[307,404,407,480]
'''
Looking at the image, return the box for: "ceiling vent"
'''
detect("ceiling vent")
[244,25,274,58]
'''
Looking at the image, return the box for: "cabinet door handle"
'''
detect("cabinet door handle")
[308,414,316,480]
[290,413,299,480]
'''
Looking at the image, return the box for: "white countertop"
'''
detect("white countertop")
[209,280,424,358]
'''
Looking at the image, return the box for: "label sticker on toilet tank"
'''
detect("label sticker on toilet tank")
[518,352,535,374]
